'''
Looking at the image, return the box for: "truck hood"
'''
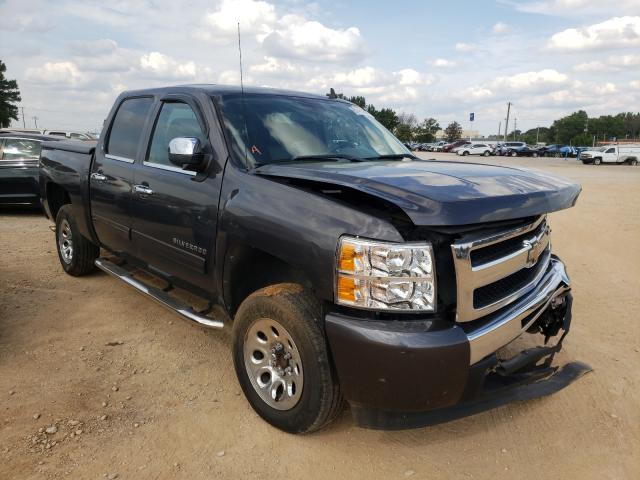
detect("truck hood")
[255,159,581,226]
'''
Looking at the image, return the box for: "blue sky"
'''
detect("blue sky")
[1,0,639,135]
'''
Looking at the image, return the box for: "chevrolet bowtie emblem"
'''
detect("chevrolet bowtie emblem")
[523,227,548,268]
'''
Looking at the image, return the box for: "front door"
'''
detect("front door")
[89,96,154,253]
[130,100,219,287]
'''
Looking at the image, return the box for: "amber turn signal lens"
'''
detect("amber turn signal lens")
[337,276,356,302]
[338,242,357,273]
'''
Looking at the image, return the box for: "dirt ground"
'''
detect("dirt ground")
[1,153,639,479]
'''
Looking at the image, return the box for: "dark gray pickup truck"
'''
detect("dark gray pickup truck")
[39,85,586,433]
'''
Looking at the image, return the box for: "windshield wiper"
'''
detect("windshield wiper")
[363,153,417,161]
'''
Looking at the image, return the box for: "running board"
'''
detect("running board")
[94,258,224,329]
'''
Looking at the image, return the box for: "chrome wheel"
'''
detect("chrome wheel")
[243,318,303,411]
[58,219,73,264]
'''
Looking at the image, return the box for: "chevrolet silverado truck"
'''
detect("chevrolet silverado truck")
[39,85,587,433]
[578,144,639,165]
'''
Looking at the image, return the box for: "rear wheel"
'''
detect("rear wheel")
[532,152,538,158]
[55,205,99,276]
[483,150,490,156]
[463,151,469,156]
[629,159,638,166]
[510,151,517,157]
[232,284,342,433]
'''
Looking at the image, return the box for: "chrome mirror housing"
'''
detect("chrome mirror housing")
[168,137,204,167]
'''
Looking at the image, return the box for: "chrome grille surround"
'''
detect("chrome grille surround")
[451,216,551,322]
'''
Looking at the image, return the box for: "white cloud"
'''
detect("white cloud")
[594,82,617,94]
[202,0,276,36]
[139,52,198,79]
[492,22,509,34]
[430,58,456,68]
[574,54,640,72]
[631,80,640,90]
[514,1,640,17]
[455,42,477,52]
[490,69,569,92]
[547,16,640,51]
[25,61,89,87]
[261,14,364,63]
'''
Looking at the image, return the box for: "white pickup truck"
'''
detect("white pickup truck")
[579,144,639,165]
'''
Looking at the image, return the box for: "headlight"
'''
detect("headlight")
[336,236,436,312]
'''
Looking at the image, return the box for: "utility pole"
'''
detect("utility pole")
[32,116,39,129]
[21,107,26,128]
[503,102,511,142]
[536,126,540,144]
[498,120,501,140]
[513,118,518,140]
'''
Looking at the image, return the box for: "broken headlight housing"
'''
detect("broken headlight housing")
[336,236,436,312]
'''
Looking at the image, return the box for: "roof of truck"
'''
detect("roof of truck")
[119,84,331,100]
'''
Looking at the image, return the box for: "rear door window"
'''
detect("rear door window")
[107,97,154,160]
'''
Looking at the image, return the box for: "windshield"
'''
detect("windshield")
[217,94,410,166]
[597,146,609,152]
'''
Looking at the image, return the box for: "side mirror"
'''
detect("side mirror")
[168,137,205,168]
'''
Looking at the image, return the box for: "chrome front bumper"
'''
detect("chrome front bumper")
[466,256,570,364]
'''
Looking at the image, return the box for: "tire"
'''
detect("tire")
[232,284,342,434]
[594,157,602,165]
[55,205,99,276]
[463,151,469,156]
[532,152,538,158]
[483,150,490,156]
[510,151,517,157]
[629,159,637,166]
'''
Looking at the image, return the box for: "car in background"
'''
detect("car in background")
[456,143,493,156]
[431,141,448,151]
[495,141,526,156]
[539,144,567,157]
[505,145,542,157]
[579,144,640,165]
[443,140,470,152]
[0,133,63,207]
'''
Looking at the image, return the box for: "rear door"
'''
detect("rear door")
[129,97,220,287]
[89,96,154,253]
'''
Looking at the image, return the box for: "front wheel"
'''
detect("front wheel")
[232,284,342,433]
[483,150,490,156]
[55,205,99,276]
[532,152,538,158]
[594,157,602,165]
[463,151,469,156]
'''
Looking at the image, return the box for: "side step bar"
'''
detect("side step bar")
[94,258,224,329]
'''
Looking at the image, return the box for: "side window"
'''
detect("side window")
[107,97,154,160]
[1,138,41,161]
[605,148,615,153]
[146,102,206,168]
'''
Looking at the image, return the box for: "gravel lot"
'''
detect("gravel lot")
[1,153,639,479]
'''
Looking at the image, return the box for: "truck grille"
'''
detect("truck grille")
[451,216,551,322]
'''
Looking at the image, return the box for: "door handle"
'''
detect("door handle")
[91,172,107,182]
[133,184,154,195]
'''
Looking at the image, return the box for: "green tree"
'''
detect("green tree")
[347,95,366,109]
[444,121,462,141]
[413,117,440,142]
[367,105,399,132]
[395,123,412,142]
[571,133,592,146]
[0,60,21,128]
[549,110,588,144]
[522,127,550,145]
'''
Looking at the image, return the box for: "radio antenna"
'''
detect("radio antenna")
[237,22,250,170]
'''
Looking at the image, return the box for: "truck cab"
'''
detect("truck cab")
[39,85,586,433]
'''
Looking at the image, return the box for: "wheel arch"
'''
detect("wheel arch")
[223,243,316,317]
[45,182,71,220]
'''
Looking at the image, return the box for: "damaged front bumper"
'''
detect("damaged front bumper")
[325,256,591,429]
